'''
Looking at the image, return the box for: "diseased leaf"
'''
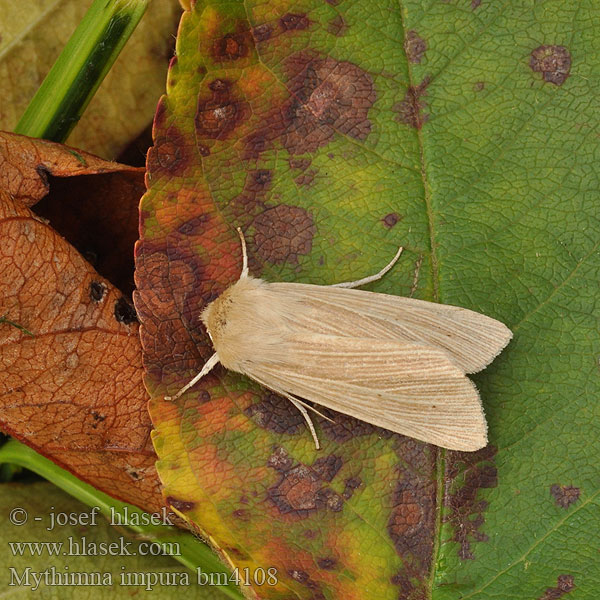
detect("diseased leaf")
[0,133,164,515]
[135,1,599,599]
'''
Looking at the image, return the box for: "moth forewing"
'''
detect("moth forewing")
[268,283,512,374]
[170,229,512,451]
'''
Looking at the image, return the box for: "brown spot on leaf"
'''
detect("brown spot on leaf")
[387,477,434,564]
[177,214,210,237]
[530,45,571,85]
[382,212,402,228]
[343,476,362,499]
[148,129,191,176]
[252,24,273,42]
[253,204,315,265]
[89,281,107,302]
[133,244,210,374]
[317,557,337,570]
[537,575,575,600]
[289,569,310,582]
[267,446,294,472]
[245,53,376,157]
[474,81,485,91]
[198,389,211,402]
[405,30,426,64]
[282,55,376,154]
[327,15,348,37]
[295,169,318,187]
[166,496,196,512]
[289,158,311,171]
[386,454,437,597]
[311,455,342,482]
[252,169,272,187]
[319,488,344,512]
[471,0,482,8]
[280,13,310,31]
[390,572,418,596]
[212,30,251,61]
[267,460,344,516]
[550,484,580,508]
[114,297,138,325]
[394,76,431,129]
[228,170,273,222]
[246,393,305,435]
[195,78,250,141]
[287,570,326,598]
[444,446,498,559]
[268,464,323,514]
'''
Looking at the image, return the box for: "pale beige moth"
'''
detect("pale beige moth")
[167,229,512,451]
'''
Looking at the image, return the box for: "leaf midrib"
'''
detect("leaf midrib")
[395,4,443,600]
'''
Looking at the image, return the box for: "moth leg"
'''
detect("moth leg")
[236,227,249,278]
[278,391,321,450]
[286,395,335,423]
[165,352,220,401]
[330,246,403,288]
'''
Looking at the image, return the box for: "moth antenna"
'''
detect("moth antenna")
[236,227,249,278]
[331,245,404,289]
[164,352,220,401]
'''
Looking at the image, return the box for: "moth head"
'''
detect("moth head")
[200,276,263,349]
[200,292,231,345]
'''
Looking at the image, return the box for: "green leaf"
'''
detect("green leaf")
[134,1,600,598]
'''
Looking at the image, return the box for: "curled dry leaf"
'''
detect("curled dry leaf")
[0,131,135,207]
[0,132,164,514]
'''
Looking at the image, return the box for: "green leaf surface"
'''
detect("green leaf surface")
[134,1,600,598]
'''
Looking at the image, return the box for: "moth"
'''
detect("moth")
[166,229,512,451]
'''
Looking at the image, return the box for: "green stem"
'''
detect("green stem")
[0,440,243,600]
[14,0,149,142]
